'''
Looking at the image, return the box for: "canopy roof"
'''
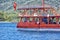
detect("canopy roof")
[17,5,52,10]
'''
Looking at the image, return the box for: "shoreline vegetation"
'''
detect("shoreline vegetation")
[0,11,19,22]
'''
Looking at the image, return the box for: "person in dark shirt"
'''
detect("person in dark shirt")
[42,17,48,24]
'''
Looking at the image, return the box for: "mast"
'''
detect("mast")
[42,0,44,7]
[42,0,45,14]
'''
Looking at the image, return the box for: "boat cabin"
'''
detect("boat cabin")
[17,6,60,28]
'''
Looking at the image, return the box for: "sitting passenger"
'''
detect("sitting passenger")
[49,17,56,24]
[42,17,48,24]
[22,18,27,22]
[35,18,40,24]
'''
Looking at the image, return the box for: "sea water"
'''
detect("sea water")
[0,23,60,40]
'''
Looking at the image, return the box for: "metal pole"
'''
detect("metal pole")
[42,0,44,7]
[42,0,45,15]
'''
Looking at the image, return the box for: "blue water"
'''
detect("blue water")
[0,23,60,40]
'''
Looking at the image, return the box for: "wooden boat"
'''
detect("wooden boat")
[16,0,60,31]
[17,6,60,28]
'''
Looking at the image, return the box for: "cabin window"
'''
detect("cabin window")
[36,10,41,15]
[22,17,27,22]
[49,17,56,24]
[29,18,33,22]
[34,18,40,24]
[35,18,39,22]
[42,17,48,24]
[27,10,33,15]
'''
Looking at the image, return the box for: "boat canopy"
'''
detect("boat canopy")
[17,5,52,10]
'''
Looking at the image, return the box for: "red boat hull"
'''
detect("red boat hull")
[17,22,60,28]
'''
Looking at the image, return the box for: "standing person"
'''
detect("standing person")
[13,2,17,11]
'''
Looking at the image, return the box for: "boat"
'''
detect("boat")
[16,0,60,31]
